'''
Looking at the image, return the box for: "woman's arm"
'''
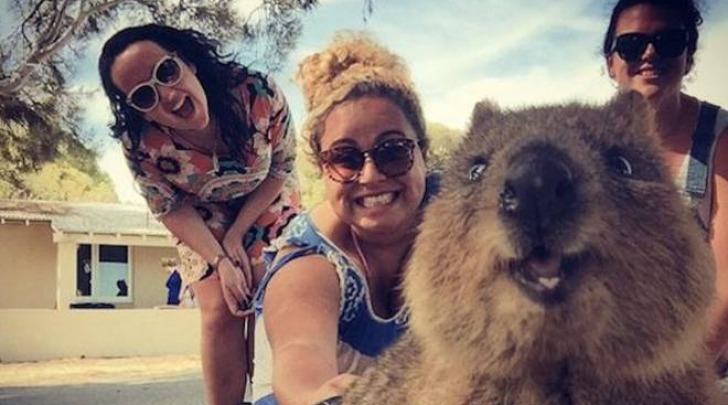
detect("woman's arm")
[708,128,728,369]
[222,175,285,279]
[263,254,350,405]
[161,204,250,316]
[222,74,296,279]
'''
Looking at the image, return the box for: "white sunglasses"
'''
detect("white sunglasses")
[125,54,184,112]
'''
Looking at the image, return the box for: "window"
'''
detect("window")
[76,244,132,302]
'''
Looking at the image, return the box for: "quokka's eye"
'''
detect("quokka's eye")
[468,157,489,181]
[606,149,633,177]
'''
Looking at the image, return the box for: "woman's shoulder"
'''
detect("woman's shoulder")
[698,99,728,171]
[236,68,281,99]
[713,114,728,179]
[713,103,728,136]
[255,210,347,313]
[262,211,328,267]
[234,69,288,132]
[266,208,347,261]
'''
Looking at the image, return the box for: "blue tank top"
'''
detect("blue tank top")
[251,173,440,405]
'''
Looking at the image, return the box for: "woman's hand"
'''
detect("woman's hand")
[222,226,253,284]
[307,373,358,405]
[216,256,252,317]
[222,226,250,272]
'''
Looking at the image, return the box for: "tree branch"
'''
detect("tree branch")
[0,0,126,98]
[20,0,51,46]
[37,0,75,46]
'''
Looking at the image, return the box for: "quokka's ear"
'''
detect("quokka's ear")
[469,99,501,128]
[467,99,506,141]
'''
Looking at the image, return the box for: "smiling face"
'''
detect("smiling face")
[110,40,210,131]
[319,96,427,238]
[607,4,690,102]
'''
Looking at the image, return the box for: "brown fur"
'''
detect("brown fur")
[342,93,722,405]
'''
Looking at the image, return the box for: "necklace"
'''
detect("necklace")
[350,228,373,280]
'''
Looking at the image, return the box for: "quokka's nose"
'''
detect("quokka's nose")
[499,144,575,235]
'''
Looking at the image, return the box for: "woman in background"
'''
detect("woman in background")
[603,0,728,374]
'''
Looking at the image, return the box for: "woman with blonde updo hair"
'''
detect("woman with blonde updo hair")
[251,32,437,405]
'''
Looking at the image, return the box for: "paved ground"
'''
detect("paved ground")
[0,355,206,405]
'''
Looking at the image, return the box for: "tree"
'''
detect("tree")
[0,118,118,201]
[295,142,324,209]
[427,122,464,171]
[21,161,117,201]
[0,0,318,200]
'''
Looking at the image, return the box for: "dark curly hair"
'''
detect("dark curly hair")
[602,0,703,59]
[98,24,251,158]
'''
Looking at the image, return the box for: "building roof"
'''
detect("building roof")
[0,200,170,237]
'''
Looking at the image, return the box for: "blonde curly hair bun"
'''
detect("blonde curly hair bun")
[296,31,427,164]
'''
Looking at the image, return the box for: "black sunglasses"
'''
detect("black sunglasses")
[612,29,688,63]
[125,54,184,112]
[319,138,418,183]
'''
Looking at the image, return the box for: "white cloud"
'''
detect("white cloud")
[381,0,728,128]
[69,84,113,130]
[423,63,614,130]
[367,1,599,91]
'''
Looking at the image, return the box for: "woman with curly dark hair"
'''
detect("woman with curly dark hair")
[603,0,728,376]
[99,24,301,405]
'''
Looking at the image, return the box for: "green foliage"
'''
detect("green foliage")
[295,143,325,209]
[0,87,113,200]
[0,129,117,201]
[0,91,79,188]
[294,121,464,209]
[20,160,117,202]
[426,122,465,171]
[0,178,16,198]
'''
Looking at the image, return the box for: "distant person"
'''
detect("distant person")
[116,279,128,297]
[98,23,301,405]
[603,0,728,373]
[252,32,438,405]
[163,257,183,305]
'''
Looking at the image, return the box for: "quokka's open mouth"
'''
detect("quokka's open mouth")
[508,246,588,305]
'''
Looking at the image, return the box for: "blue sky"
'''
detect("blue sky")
[64,0,728,203]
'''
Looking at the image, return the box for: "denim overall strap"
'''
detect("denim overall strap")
[685,102,719,197]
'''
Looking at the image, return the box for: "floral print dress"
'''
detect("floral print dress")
[122,70,301,285]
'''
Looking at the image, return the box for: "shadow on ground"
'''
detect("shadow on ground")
[0,355,204,405]
[0,374,204,405]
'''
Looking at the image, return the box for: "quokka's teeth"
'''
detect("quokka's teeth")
[538,277,561,290]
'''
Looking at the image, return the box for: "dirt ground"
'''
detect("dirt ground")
[0,355,201,387]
